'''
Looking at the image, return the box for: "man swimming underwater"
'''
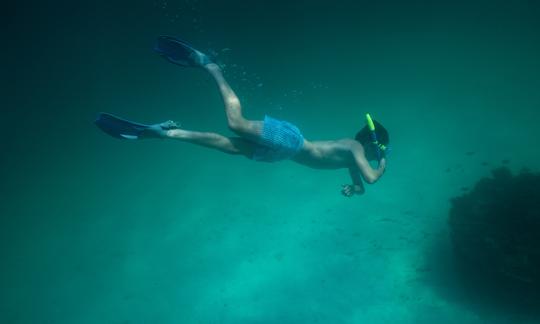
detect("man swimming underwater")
[95,36,388,197]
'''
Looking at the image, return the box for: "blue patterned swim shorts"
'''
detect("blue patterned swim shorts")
[252,115,304,162]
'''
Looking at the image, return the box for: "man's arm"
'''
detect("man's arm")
[352,145,386,184]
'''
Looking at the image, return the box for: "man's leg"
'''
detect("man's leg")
[165,128,255,158]
[205,63,262,142]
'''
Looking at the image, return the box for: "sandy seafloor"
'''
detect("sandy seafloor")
[3,1,540,323]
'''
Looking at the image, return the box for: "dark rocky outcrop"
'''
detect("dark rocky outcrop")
[449,167,540,292]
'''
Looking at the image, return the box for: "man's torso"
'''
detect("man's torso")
[291,138,360,169]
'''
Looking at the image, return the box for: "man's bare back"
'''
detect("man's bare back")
[293,139,361,169]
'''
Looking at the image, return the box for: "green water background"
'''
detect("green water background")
[3,0,540,323]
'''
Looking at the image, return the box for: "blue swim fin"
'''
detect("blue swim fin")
[154,36,213,67]
[95,112,179,140]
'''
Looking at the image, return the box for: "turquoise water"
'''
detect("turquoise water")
[3,1,540,323]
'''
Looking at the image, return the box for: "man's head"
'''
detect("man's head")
[355,120,390,161]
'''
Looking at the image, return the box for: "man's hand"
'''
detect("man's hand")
[378,158,387,172]
[341,184,365,197]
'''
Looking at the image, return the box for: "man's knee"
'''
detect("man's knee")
[226,96,241,109]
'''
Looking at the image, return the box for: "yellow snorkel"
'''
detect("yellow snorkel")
[366,113,376,132]
[365,113,387,160]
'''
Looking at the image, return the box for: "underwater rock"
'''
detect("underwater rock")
[449,167,540,290]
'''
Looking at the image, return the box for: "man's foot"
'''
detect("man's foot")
[204,62,220,71]
[141,120,181,139]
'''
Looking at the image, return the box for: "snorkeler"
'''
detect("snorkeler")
[95,36,388,196]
